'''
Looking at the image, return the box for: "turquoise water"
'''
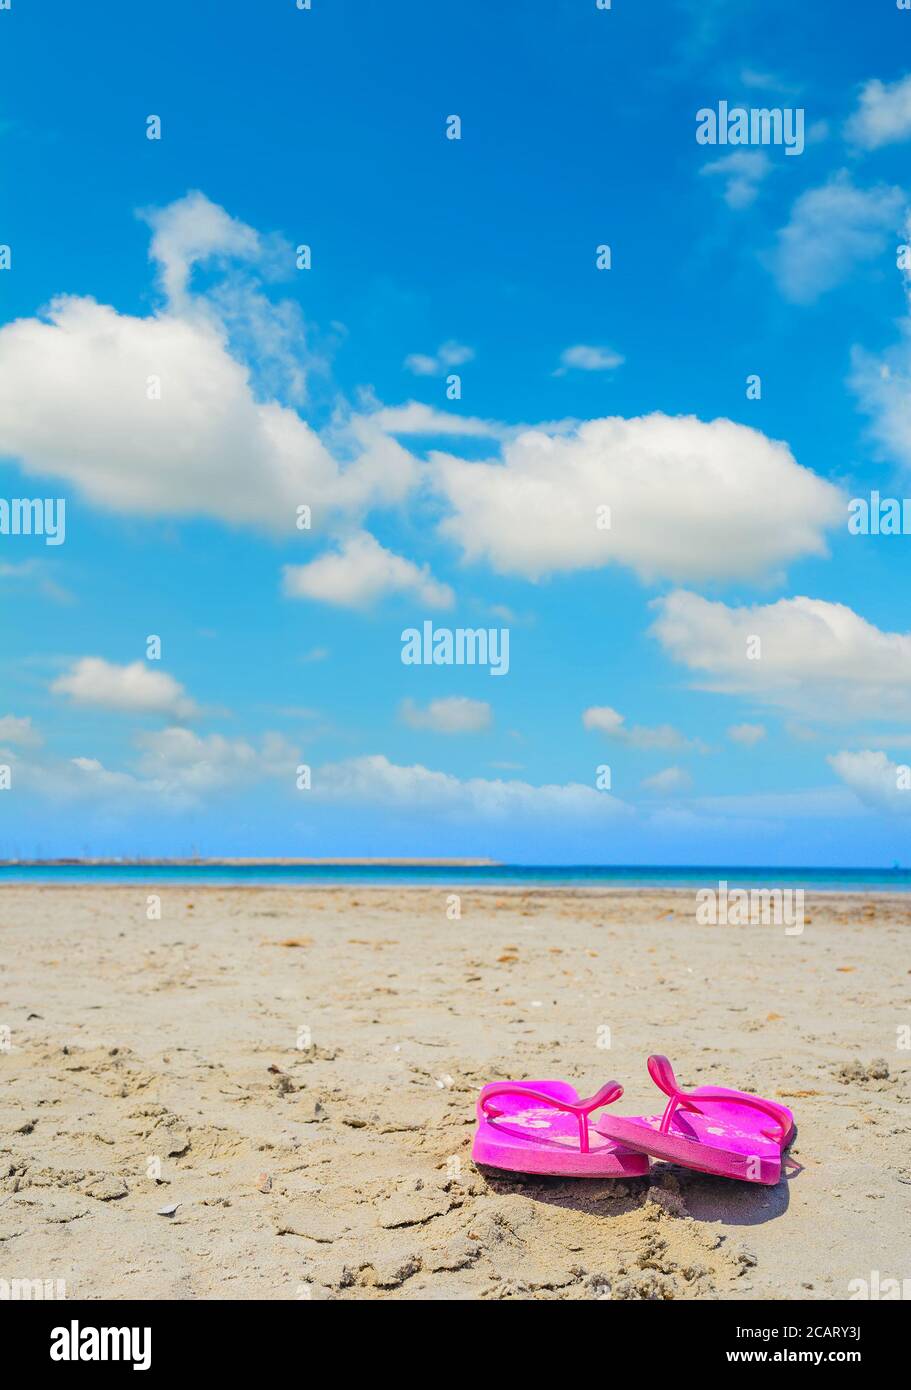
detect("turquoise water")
[0,864,908,890]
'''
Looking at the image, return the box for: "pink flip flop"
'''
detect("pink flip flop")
[595,1055,795,1186]
[471,1078,650,1177]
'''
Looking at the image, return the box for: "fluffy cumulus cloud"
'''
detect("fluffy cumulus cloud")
[400,696,492,734]
[769,172,904,304]
[313,753,627,821]
[700,150,772,209]
[845,74,911,150]
[58,761,152,806]
[435,413,842,584]
[135,728,297,799]
[0,193,418,533]
[828,749,911,815]
[51,659,199,719]
[0,190,849,606]
[4,724,298,812]
[651,591,911,720]
[0,745,154,808]
[582,706,705,753]
[8,734,631,827]
[282,531,453,609]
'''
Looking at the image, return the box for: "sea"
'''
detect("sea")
[0,864,908,890]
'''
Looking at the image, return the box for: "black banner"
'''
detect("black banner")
[7,1298,904,1374]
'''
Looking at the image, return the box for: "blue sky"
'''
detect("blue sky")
[2,0,911,862]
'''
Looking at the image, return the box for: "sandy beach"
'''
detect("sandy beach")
[1,885,908,1301]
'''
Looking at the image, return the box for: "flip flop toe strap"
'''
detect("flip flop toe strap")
[647,1055,790,1143]
[478,1080,623,1153]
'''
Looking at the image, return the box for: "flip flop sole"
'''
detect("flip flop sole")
[597,1114,785,1185]
[472,1079,649,1178]
[472,1126,649,1177]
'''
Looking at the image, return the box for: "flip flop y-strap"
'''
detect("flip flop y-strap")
[647,1055,791,1144]
[478,1080,624,1154]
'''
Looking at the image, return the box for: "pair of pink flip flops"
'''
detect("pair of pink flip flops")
[472,1054,795,1185]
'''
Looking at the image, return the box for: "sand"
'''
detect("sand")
[1,885,908,1301]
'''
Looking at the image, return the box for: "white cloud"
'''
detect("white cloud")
[400,696,492,734]
[435,413,842,583]
[143,193,311,402]
[651,590,911,720]
[404,341,474,376]
[404,354,440,377]
[829,749,911,814]
[68,757,152,799]
[554,345,625,375]
[851,342,911,473]
[282,531,453,609]
[582,706,705,752]
[0,715,43,748]
[582,707,628,738]
[700,150,772,209]
[373,401,580,444]
[9,737,630,826]
[0,188,849,615]
[851,211,911,474]
[727,722,766,746]
[769,172,903,304]
[51,658,198,719]
[140,189,263,305]
[1,747,156,808]
[0,196,419,533]
[135,727,297,798]
[845,74,911,150]
[373,401,503,438]
[314,753,627,821]
[5,723,299,813]
[0,295,420,530]
[641,765,692,795]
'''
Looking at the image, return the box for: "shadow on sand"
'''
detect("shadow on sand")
[474,1131,802,1228]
